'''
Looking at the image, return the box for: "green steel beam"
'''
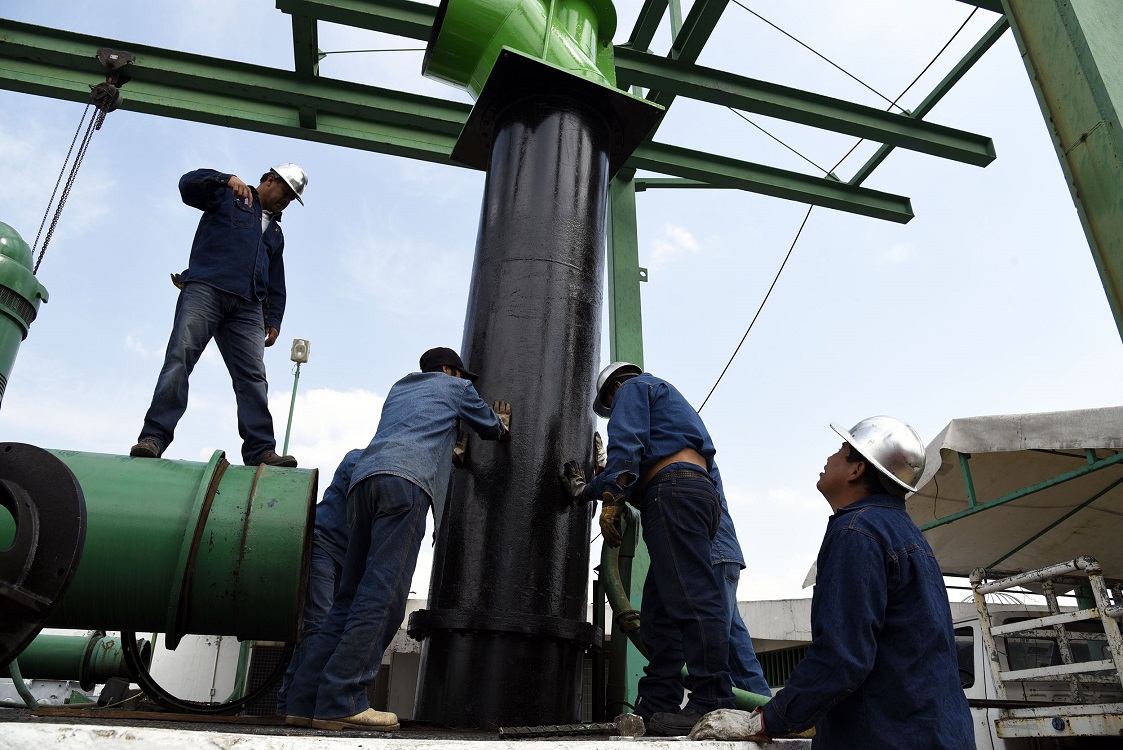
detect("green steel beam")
[958,452,979,508]
[1001,0,1123,344]
[919,450,1123,531]
[635,177,708,190]
[645,0,729,113]
[849,16,1009,185]
[606,176,646,366]
[955,0,1005,14]
[668,0,728,65]
[614,47,995,167]
[986,474,1123,569]
[0,20,917,221]
[275,0,434,42]
[626,0,669,52]
[630,140,914,222]
[289,13,319,129]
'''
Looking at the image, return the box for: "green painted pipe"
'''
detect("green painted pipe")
[3,631,151,690]
[0,221,49,408]
[423,0,619,99]
[14,450,318,649]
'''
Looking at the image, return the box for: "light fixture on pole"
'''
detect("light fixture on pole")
[283,339,309,456]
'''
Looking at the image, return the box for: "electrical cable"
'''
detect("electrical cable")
[318,48,425,57]
[698,7,982,411]
[730,0,904,111]
[727,108,832,175]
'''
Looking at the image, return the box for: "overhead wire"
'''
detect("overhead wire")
[698,5,980,412]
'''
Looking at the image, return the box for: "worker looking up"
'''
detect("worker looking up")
[690,416,974,748]
[561,362,735,737]
[130,164,307,467]
[284,347,511,732]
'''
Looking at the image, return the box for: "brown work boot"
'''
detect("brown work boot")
[311,708,399,731]
[251,450,297,468]
[130,438,162,459]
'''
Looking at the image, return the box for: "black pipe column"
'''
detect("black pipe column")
[409,94,609,727]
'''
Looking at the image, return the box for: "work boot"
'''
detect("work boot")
[648,708,706,737]
[251,450,298,468]
[130,438,162,459]
[311,708,399,732]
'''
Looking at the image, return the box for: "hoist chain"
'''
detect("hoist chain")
[31,48,133,276]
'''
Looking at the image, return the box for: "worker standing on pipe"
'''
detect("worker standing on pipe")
[130,164,307,467]
[284,347,511,732]
[690,417,974,748]
[275,447,361,717]
[560,362,735,737]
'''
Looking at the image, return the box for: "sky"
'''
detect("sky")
[1,0,1120,609]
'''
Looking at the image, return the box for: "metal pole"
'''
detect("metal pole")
[283,362,301,456]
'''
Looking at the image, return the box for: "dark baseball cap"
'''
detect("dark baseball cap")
[419,347,479,382]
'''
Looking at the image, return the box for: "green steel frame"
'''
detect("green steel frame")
[6,0,1123,713]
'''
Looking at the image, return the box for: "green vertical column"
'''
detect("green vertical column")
[604,174,649,713]
[1003,0,1123,342]
[606,175,646,366]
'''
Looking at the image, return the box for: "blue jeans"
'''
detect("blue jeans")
[139,282,276,463]
[635,466,733,717]
[285,474,429,720]
[718,562,771,696]
[275,541,342,713]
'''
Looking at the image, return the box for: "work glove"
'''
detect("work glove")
[688,708,766,740]
[599,492,624,548]
[593,431,607,476]
[492,401,511,436]
[452,434,469,468]
[560,460,588,502]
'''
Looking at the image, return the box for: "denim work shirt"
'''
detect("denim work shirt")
[761,494,974,749]
[177,169,287,331]
[585,373,716,509]
[710,463,746,568]
[313,448,362,564]
[350,372,506,533]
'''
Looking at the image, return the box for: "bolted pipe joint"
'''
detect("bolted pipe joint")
[0,222,48,408]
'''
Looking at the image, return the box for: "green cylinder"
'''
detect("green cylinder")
[4,631,152,690]
[0,222,49,407]
[423,0,618,99]
[33,450,317,648]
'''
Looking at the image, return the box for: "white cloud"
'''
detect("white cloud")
[269,387,385,486]
[648,222,703,272]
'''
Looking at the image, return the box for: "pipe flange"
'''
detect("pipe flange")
[0,443,86,665]
[407,608,603,648]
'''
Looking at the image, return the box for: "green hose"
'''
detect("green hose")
[600,507,770,710]
[5,658,40,709]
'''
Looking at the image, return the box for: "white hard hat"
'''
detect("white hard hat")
[593,362,642,418]
[831,416,925,492]
[270,163,308,204]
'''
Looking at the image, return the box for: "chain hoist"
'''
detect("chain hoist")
[32,47,133,275]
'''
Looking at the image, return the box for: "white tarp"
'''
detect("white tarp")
[907,406,1123,579]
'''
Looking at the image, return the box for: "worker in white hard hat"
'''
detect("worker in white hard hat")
[560,362,736,737]
[130,164,307,467]
[690,417,974,749]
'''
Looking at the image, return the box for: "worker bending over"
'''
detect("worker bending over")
[284,347,510,732]
[561,362,735,737]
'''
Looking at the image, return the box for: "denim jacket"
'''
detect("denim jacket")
[350,372,506,532]
[177,169,287,331]
[585,373,716,508]
[313,448,362,564]
[760,494,974,749]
